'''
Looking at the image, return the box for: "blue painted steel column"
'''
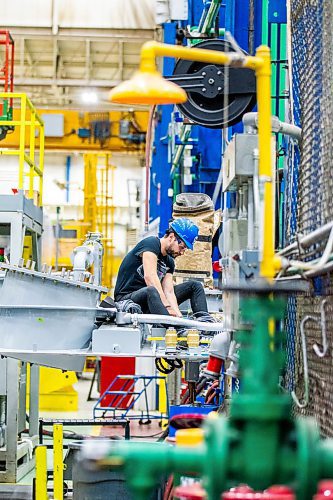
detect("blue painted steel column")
[225,0,262,52]
[149,23,176,235]
[188,0,207,26]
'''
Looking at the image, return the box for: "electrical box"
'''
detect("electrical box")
[78,128,91,139]
[41,113,64,137]
[221,256,240,331]
[92,325,142,355]
[222,134,258,192]
[222,218,248,254]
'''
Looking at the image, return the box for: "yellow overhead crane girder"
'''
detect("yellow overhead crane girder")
[1,108,149,152]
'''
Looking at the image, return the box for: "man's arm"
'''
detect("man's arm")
[162,273,182,317]
[142,252,171,309]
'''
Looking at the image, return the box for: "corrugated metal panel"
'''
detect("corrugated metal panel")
[2,0,156,30]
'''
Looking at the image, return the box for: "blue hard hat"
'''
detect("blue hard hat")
[169,218,199,250]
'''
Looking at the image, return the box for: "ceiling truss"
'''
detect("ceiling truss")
[1,27,159,109]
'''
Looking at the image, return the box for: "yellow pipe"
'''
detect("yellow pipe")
[18,95,27,190]
[147,336,211,343]
[24,153,43,174]
[0,92,41,114]
[39,124,45,205]
[53,424,64,500]
[139,41,260,73]
[254,46,281,278]
[0,92,27,98]
[0,149,22,155]
[29,110,36,199]
[35,445,48,500]
[0,120,33,126]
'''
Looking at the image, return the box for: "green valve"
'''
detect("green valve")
[87,294,333,500]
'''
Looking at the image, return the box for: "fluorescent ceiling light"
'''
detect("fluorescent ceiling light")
[81,91,98,104]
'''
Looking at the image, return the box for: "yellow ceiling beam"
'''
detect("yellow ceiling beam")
[1,108,149,152]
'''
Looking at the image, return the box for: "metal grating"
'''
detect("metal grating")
[284,0,333,435]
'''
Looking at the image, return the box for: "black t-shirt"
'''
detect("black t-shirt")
[114,236,175,300]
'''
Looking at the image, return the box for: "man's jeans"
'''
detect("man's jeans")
[120,280,208,316]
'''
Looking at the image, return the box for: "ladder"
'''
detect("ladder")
[93,375,168,422]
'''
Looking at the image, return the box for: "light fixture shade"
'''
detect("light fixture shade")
[108,70,187,105]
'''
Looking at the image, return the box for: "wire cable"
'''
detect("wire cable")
[155,357,183,375]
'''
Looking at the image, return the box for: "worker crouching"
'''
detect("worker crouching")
[114,218,208,317]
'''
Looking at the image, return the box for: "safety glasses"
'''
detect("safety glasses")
[175,236,187,250]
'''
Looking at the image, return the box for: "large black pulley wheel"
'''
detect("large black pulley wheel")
[168,39,256,128]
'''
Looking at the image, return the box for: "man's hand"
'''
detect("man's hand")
[167,306,182,317]
[162,273,182,317]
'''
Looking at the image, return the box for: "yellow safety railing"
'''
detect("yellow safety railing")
[53,424,64,500]
[0,92,44,206]
[35,445,48,500]
[35,424,66,499]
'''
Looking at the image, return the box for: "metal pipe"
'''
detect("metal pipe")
[291,316,309,409]
[0,396,6,448]
[55,206,60,272]
[313,299,328,358]
[278,221,333,256]
[197,1,211,32]
[129,313,224,331]
[200,0,223,34]
[286,227,333,272]
[170,125,191,178]
[277,259,333,280]
[278,121,302,141]
[286,255,333,273]
[247,180,254,249]
[208,331,231,359]
[253,148,260,249]
[243,112,301,141]
[238,186,243,219]
[242,183,248,220]
[72,248,89,281]
[304,260,333,278]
